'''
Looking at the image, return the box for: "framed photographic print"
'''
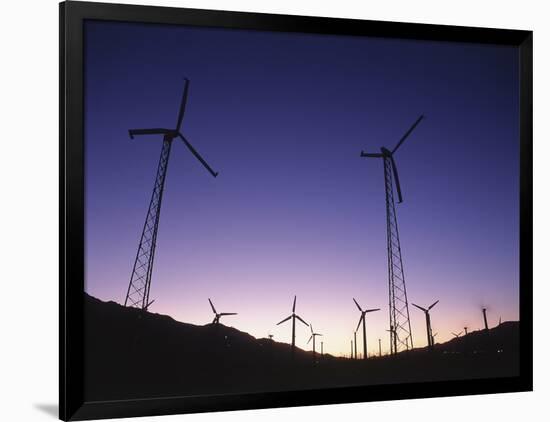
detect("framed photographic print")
[60,1,533,420]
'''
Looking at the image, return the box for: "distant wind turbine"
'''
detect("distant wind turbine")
[412,300,439,349]
[308,324,323,360]
[452,331,463,338]
[277,295,308,356]
[353,298,380,360]
[208,298,237,325]
[482,307,489,330]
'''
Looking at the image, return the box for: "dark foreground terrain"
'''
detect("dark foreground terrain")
[84,294,519,401]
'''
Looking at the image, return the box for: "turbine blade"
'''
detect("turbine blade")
[353,298,363,312]
[176,78,190,132]
[428,300,440,310]
[219,313,237,316]
[365,308,381,313]
[277,315,292,325]
[310,324,314,334]
[208,298,216,314]
[392,115,425,154]
[293,295,296,312]
[178,134,219,177]
[295,314,308,326]
[356,315,363,332]
[128,128,170,139]
[390,155,404,203]
[412,303,427,312]
[307,335,313,344]
[360,151,383,158]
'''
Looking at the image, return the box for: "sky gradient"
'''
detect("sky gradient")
[84,20,519,357]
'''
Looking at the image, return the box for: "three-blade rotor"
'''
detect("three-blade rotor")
[277,295,307,326]
[353,298,380,331]
[208,298,237,324]
[307,324,323,344]
[128,78,219,178]
[412,299,439,313]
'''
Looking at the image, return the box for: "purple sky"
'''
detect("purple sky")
[84,20,519,356]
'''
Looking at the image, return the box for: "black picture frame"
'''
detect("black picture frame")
[60,1,533,420]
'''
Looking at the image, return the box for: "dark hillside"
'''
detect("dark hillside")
[84,294,520,401]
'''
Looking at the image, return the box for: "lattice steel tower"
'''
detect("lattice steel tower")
[360,115,424,354]
[124,78,219,310]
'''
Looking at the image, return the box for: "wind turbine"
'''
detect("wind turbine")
[386,325,398,354]
[452,331,463,338]
[464,326,469,335]
[208,298,237,325]
[482,307,489,330]
[277,295,308,355]
[353,298,380,360]
[412,300,439,349]
[124,78,219,310]
[360,115,424,353]
[353,331,358,359]
[308,324,323,359]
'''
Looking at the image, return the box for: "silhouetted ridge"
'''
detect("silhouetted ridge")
[84,294,519,402]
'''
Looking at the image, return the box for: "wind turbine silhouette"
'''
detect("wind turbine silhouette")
[353,330,358,359]
[386,325,398,354]
[412,300,439,349]
[124,78,218,311]
[308,324,323,360]
[277,295,308,356]
[482,307,489,330]
[360,115,424,354]
[452,331,463,338]
[464,326,469,335]
[353,298,380,360]
[208,298,237,325]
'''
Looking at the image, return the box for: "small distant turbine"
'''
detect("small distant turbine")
[452,331,463,338]
[412,300,439,349]
[208,298,237,325]
[464,326,469,335]
[276,295,308,356]
[482,307,489,330]
[353,298,380,360]
[307,324,323,359]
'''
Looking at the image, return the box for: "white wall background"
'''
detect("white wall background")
[0,0,547,420]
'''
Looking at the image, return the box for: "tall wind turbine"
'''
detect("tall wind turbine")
[412,300,439,348]
[124,79,219,310]
[308,324,323,359]
[208,298,237,325]
[277,295,308,355]
[353,298,380,360]
[360,115,424,353]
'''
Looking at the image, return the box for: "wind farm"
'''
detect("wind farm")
[83,21,522,404]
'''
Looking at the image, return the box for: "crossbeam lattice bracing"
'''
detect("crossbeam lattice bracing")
[124,137,173,310]
[383,157,413,353]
